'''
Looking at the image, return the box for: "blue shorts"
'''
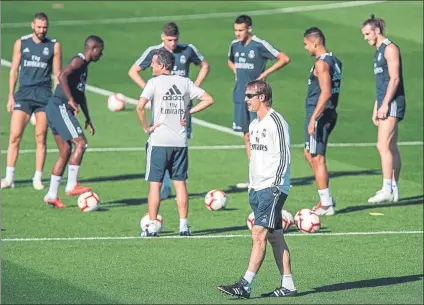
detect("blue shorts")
[145,143,188,182]
[305,109,337,156]
[46,99,84,142]
[249,187,288,230]
[14,87,52,114]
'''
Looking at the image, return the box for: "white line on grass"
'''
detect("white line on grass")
[2,230,423,242]
[1,141,422,155]
[1,1,386,28]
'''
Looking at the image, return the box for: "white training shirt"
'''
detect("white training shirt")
[248,108,291,194]
[140,74,205,147]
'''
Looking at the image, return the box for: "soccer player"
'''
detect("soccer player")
[228,15,290,189]
[361,14,405,203]
[1,12,62,190]
[136,49,214,237]
[303,27,342,216]
[43,35,104,208]
[218,80,297,299]
[128,22,209,200]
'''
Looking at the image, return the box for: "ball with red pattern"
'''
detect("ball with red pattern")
[204,189,227,211]
[281,209,294,232]
[107,93,126,112]
[295,208,320,233]
[77,191,100,212]
[140,213,164,233]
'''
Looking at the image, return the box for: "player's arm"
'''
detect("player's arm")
[194,60,209,87]
[258,51,290,80]
[79,95,95,135]
[272,123,290,182]
[227,42,236,74]
[308,60,332,135]
[58,57,85,114]
[189,91,214,115]
[7,39,21,113]
[136,80,156,134]
[128,64,147,89]
[52,41,62,90]
[378,44,401,119]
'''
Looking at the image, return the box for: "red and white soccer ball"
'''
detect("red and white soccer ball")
[295,209,320,233]
[281,209,295,232]
[140,213,164,233]
[77,191,100,212]
[246,211,255,230]
[204,189,227,211]
[107,93,126,112]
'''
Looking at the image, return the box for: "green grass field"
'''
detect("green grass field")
[1,1,423,304]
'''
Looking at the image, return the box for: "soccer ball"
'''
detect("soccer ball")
[246,211,255,230]
[77,191,100,212]
[204,189,227,211]
[295,209,320,233]
[281,209,294,232]
[140,213,164,233]
[30,113,36,126]
[107,93,126,112]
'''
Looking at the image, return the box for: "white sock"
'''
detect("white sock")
[163,170,171,188]
[318,188,333,207]
[179,218,188,232]
[6,167,15,182]
[65,165,79,191]
[281,274,296,290]
[47,175,62,199]
[392,180,399,193]
[243,270,256,292]
[382,179,392,194]
[33,171,43,182]
[148,220,157,233]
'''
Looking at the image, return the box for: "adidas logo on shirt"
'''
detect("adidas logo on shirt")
[23,47,30,53]
[163,85,183,101]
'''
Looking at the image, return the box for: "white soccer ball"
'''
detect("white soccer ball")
[281,209,295,232]
[140,213,164,233]
[295,209,320,233]
[246,211,255,230]
[204,189,227,211]
[107,93,126,112]
[30,113,36,126]
[77,191,100,212]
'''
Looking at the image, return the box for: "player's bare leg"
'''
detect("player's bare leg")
[140,181,162,237]
[65,136,91,196]
[1,110,30,189]
[33,111,48,190]
[173,180,190,235]
[236,131,251,189]
[261,229,297,297]
[368,117,397,203]
[390,122,401,202]
[44,135,70,208]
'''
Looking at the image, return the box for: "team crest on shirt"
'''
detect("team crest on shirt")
[377,53,382,61]
[42,47,49,56]
[235,52,239,57]
[180,55,186,64]
[261,129,267,138]
[248,50,255,59]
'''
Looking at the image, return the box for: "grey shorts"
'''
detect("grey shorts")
[249,186,288,230]
[305,109,337,156]
[14,87,52,114]
[46,100,84,142]
[145,144,188,182]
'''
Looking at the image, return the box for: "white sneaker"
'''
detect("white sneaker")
[367,190,394,204]
[33,179,45,190]
[1,178,15,189]
[236,180,249,189]
[393,191,399,202]
[160,186,172,200]
[313,202,335,216]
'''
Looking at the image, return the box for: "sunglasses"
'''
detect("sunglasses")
[245,93,261,99]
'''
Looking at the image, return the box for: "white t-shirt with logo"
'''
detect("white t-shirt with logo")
[140,75,205,147]
[248,108,291,194]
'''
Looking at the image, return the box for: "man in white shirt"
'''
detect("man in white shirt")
[137,49,214,237]
[218,80,297,299]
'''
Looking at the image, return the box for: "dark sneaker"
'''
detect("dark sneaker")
[218,277,250,299]
[261,287,297,297]
[140,229,158,237]
[179,230,192,236]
